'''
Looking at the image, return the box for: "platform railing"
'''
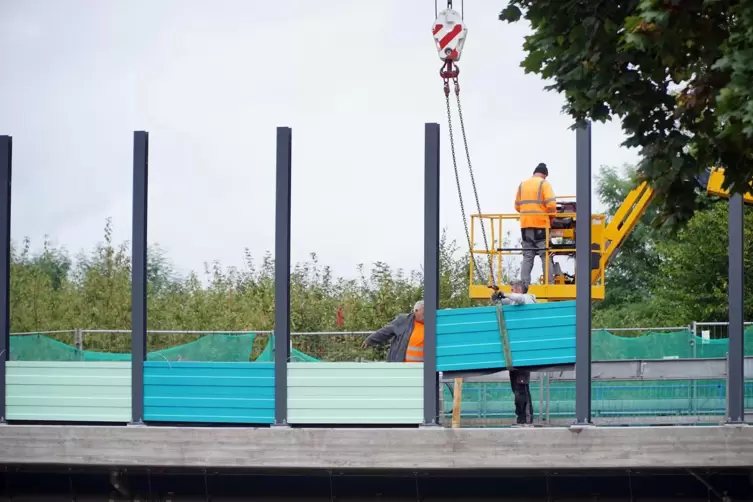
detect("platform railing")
[467,210,607,301]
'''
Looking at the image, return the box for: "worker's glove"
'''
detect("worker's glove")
[491,291,506,302]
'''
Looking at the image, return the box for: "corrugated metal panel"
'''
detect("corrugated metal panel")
[506,301,576,367]
[6,361,131,422]
[144,362,274,424]
[437,306,501,372]
[288,363,423,424]
[437,301,576,372]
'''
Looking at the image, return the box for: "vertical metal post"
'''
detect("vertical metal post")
[274,127,292,426]
[0,136,11,423]
[131,131,148,424]
[73,328,83,351]
[727,192,744,423]
[423,122,440,426]
[574,122,592,425]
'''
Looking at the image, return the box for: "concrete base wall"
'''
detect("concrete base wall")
[0,424,751,470]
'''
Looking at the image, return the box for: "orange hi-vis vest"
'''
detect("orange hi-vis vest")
[515,176,557,229]
[405,320,424,363]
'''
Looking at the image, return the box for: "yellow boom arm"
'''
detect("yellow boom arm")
[593,181,654,284]
[468,167,751,302]
[704,168,753,204]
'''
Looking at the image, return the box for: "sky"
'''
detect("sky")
[0,0,640,281]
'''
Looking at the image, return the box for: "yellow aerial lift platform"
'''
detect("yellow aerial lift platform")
[467,168,750,302]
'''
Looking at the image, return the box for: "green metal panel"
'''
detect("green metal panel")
[288,362,423,424]
[6,361,131,422]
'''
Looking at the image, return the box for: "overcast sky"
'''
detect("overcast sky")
[0,0,639,280]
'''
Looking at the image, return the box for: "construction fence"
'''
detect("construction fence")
[7,324,753,426]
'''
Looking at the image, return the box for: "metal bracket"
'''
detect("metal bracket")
[568,423,595,433]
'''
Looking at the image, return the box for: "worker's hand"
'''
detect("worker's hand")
[361,339,370,349]
[491,291,505,302]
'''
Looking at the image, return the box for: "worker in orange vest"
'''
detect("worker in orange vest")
[515,163,557,286]
[361,300,424,362]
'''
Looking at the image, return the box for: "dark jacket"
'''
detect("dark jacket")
[364,312,416,362]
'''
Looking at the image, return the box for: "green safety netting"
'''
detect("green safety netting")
[10,333,256,362]
[10,327,753,422]
[446,328,753,423]
[253,335,320,362]
[592,328,753,360]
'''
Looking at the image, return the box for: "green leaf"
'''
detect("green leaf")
[499,5,522,22]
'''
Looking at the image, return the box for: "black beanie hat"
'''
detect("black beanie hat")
[533,163,548,176]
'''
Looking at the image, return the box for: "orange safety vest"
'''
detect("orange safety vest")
[515,176,557,228]
[405,320,424,363]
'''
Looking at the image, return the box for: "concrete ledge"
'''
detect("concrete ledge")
[0,425,752,470]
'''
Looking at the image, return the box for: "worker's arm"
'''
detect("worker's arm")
[498,292,529,306]
[542,181,557,213]
[362,316,400,347]
[491,291,529,306]
[514,183,522,213]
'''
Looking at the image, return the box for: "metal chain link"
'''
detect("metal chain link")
[444,79,485,285]
[452,76,496,289]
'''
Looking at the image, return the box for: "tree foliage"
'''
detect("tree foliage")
[10,168,752,358]
[499,0,753,225]
[9,220,475,359]
[592,163,753,328]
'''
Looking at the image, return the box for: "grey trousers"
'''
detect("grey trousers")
[520,228,555,286]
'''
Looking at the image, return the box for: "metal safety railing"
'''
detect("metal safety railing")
[692,321,753,342]
[5,325,732,354]
[442,358,753,427]
[468,207,608,301]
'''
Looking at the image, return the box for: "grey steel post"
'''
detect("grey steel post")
[73,328,83,351]
[274,127,292,426]
[131,131,148,424]
[423,122,440,426]
[727,192,744,423]
[0,136,11,423]
[574,122,592,425]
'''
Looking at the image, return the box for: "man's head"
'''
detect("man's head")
[533,162,548,179]
[510,280,528,294]
[413,300,424,322]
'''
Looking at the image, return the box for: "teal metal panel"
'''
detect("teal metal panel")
[6,361,131,422]
[144,362,274,424]
[505,301,576,367]
[437,301,576,372]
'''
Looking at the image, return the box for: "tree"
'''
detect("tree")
[653,202,753,323]
[591,164,753,328]
[7,220,483,359]
[499,0,753,225]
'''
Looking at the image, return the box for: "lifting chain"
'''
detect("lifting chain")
[434,3,496,291]
[441,63,497,291]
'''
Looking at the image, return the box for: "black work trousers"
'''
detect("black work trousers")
[509,369,533,424]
